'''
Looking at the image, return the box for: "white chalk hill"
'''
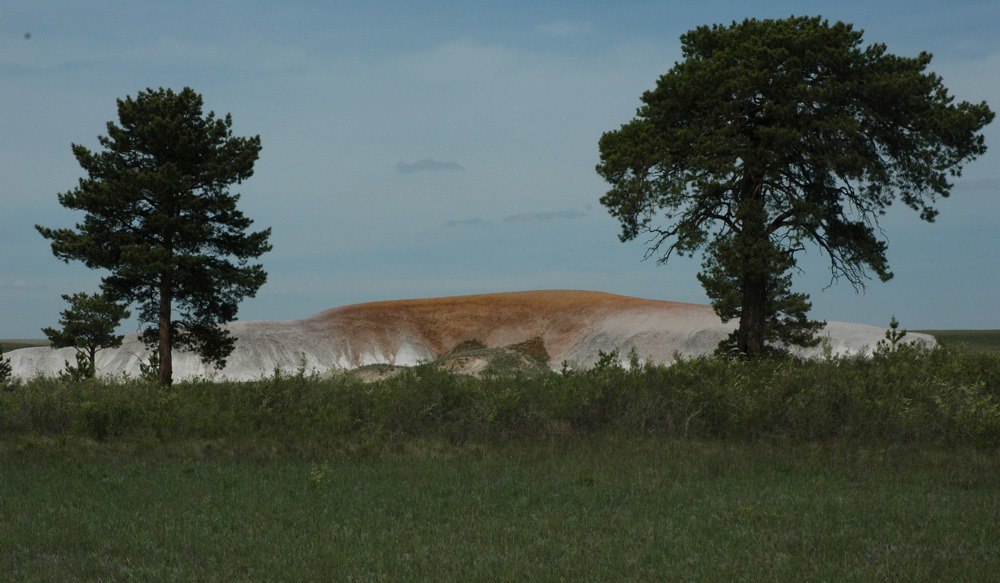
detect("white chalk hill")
[8,290,933,381]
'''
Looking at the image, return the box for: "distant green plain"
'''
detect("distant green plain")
[916,330,1000,353]
[0,339,49,352]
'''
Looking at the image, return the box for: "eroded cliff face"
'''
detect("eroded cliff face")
[7,290,934,381]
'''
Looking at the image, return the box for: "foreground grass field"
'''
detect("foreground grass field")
[2,439,998,580]
[1,344,997,579]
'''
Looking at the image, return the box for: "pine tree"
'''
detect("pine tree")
[876,315,909,353]
[597,17,993,358]
[42,292,130,377]
[697,236,824,356]
[37,87,271,384]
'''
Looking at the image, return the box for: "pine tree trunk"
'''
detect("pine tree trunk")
[735,180,768,359]
[737,268,767,358]
[158,274,173,385]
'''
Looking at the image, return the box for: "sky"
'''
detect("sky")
[1,0,997,338]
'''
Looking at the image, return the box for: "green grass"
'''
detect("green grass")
[1,438,997,580]
[1,346,998,579]
[0,339,49,352]
[919,330,1000,353]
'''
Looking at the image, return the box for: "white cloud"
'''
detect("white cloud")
[535,21,593,38]
[503,209,587,223]
[441,218,491,228]
[0,32,317,73]
[395,159,465,174]
[396,37,519,83]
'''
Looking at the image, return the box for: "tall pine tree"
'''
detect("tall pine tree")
[38,87,271,384]
[598,17,993,358]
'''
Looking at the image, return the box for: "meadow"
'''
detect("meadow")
[2,439,997,580]
[0,339,49,353]
[917,329,1000,353]
[1,340,998,579]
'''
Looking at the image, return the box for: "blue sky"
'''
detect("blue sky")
[1,1,997,338]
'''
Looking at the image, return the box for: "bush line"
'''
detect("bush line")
[1,345,997,447]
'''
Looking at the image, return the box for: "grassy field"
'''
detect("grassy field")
[0,339,49,352]
[919,330,1000,353]
[2,438,997,580]
[1,341,997,579]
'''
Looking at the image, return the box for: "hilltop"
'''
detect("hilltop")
[6,290,932,381]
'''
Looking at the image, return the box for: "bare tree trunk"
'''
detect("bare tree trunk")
[158,273,173,385]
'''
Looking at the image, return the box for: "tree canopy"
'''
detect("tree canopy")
[42,292,130,377]
[597,16,993,358]
[37,87,271,384]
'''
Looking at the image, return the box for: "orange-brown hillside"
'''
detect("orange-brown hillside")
[9,289,925,381]
[305,290,711,362]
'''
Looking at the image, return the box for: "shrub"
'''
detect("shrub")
[59,352,96,383]
[0,346,996,447]
[0,347,11,388]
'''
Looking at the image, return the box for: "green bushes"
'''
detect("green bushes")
[0,347,11,388]
[1,346,997,447]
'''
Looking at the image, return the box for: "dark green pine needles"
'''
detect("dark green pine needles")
[37,87,272,385]
[597,16,993,358]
